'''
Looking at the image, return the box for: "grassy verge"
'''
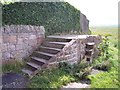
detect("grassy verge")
[2,60,24,73]
[88,45,118,88]
[28,67,76,88]
[88,26,119,88]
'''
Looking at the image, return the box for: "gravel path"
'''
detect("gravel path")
[62,82,90,88]
[62,69,103,89]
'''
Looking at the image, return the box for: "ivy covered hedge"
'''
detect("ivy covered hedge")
[2,2,81,35]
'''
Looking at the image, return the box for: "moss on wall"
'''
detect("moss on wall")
[2,2,81,35]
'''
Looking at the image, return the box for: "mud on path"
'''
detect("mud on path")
[2,72,29,88]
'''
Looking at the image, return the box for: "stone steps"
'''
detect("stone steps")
[22,35,72,77]
[40,46,61,51]
[42,42,65,49]
[39,46,61,54]
[31,56,48,64]
[34,51,55,60]
[22,68,33,76]
[46,36,72,42]
[22,35,102,77]
[48,42,68,45]
[26,62,41,70]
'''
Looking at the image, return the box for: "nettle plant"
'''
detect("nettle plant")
[99,34,112,60]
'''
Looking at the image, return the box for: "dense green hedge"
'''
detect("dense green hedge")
[2,2,81,35]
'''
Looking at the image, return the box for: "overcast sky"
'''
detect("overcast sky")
[66,0,119,27]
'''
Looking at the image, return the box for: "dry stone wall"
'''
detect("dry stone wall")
[55,39,86,65]
[1,25,45,64]
[48,35,102,67]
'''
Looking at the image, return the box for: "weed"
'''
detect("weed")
[88,27,119,88]
[2,60,24,73]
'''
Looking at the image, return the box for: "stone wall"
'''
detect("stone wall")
[48,35,102,67]
[1,25,45,64]
[55,39,86,65]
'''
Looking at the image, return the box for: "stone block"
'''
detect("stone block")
[17,38,23,45]
[29,35,36,40]
[1,44,7,52]
[28,39,37,47]
[16,45,23,50]
[9,35,17,44]
[11,50,25,60]
[2,52,11,59]
[23,37,29,45]
[37,36,44,45]
[3,35,9,43]
[7,45,16,51]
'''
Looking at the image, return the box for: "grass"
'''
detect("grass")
[90,27,118,48]
[2,60,24,73]
[28,67,76,88]
[88,26,119,88]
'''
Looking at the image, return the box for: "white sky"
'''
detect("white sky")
[66,0,119,26]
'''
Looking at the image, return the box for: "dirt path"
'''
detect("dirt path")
[2,72,28,88]
[62,69,103,89]
[62,82,90,88]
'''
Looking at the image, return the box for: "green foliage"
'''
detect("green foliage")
[28,67,75,88]
[2,2,81,35]
[28,62,92,88]
[88,68,119,88]
[0,0,15,4]
[59,62,91,79]
[93,61,111,71]
[99,35,111,60]
[2,60,24,73]
[88,27,119,88]
[88,45,119,88]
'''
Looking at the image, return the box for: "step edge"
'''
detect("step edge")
[22,68,33,76]
[40,46,62,51]
[35,51,56,57]
[27,62,41,69]
[31,56,48,63]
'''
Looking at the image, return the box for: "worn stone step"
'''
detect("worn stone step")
[36,51,55,57]
[39,46,61,54]
[47,36,72,42]
[47,35,74,39]
[27,62,41,69]
[22,68,33,76]
[42,42,65,49]
[31,56,48,64]
[34,51,55,60]
[40,46,61,51]
[48,42,68,45]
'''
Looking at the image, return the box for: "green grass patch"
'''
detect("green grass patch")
[2,60,24,73]
[28,67,76,88]
[88,68,118,88]
[88,46,119,88]
[88,26,119,88]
